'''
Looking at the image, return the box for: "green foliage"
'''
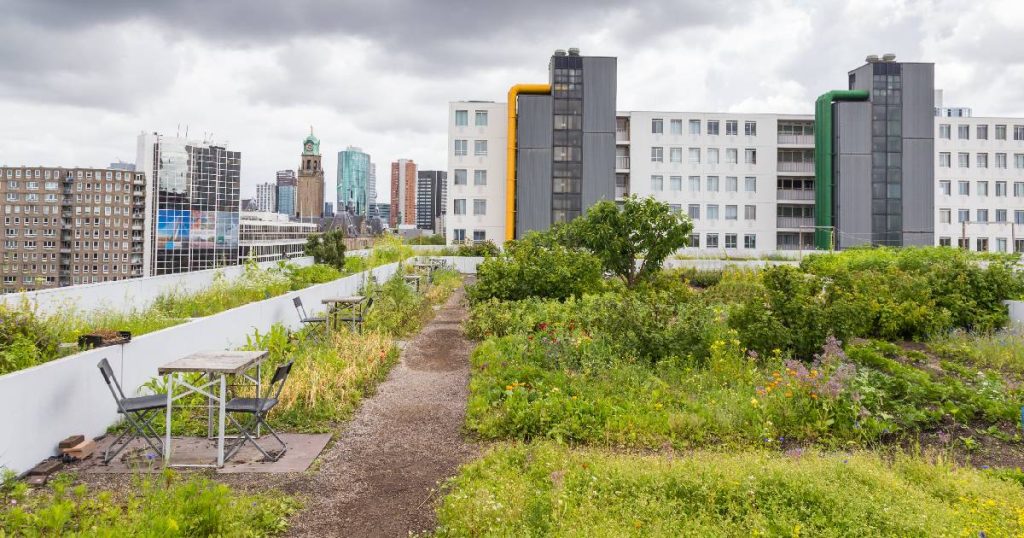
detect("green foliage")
[455,240,501,257]
[0,470,298,536]
[283,263,342,291]
[304,229,347,270]
[405,234,446,245]
[930,328,1024,376]
[436,443,1024,537]
[467,232,603,303]
[562,196,692,286]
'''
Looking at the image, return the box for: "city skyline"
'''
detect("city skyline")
[1,0,1022,201]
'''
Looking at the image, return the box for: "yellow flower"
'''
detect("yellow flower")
[810,393,818,400]
[751,398,760,408]
[785,391,793,398]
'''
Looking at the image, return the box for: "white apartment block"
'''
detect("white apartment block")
[255,182,277,213]
[446,101,507,244]
[935,118,1024,252]
[619,112,816,253]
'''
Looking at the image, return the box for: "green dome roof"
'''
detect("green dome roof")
[302,127,320,155]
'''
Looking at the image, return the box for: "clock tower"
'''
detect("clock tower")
[296,127,325,219]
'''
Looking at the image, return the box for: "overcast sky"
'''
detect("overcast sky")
[1,0,1022,202]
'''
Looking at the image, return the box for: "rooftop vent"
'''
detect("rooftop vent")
[554,49,567,57]
[866,54,880,63]
[568,47,580,56]
[882,53,896,62]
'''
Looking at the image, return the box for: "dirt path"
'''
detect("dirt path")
[285,284,477,537]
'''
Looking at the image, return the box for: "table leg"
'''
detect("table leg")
[256,364,262,438]
[217,374,226,467]
[164,373,174,464]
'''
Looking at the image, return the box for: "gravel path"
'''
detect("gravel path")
[285,283,477,537]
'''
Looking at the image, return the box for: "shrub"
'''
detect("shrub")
[364,272,427,337]
[467,232,602,303]
[455,240,500,257]
[304,229,347,270]
[284,263,342,290]
[406,234,446,245]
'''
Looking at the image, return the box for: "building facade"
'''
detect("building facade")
[416,170,447,233]
[368,163,378,209]
[238,211,318,263]
[136,133,241,276]
[1,166,146,293]
[255,182,277,213]
[276,170,297,217]
[296,130,324,219]
[337,146,371,215]
[390,159,417,228]
[368,202,391,224]
[446,101,506,243]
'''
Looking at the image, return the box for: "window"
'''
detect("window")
[554,146,580,161]
[997,181,1007,197]
[939,124,951,139]
[689,233,700,248]
[473,199,486,216]
[454,139,468,156]
[669,176,682,191]
[1016,182,1024,197]
[1015,125,1024,141]
[997,209,1008,222]
[744,149,756,164]
[997,238,1008,252]
[744,234,756,249]
[706,233,719,248]
[670,147,682,163]
[745,121,757,136]
[687,204,700,220]
[452,229,466,241]
[939,152,951,167]
[958,181,969,195]
[687,148,700,164]
[453,199,466,215]
[688,120,700,135]
[554,115,582,130]
[958,125,970,139]
[475,110,488,126]
[978,181,989,196]
[1017,210,1024,225]
[708,148,720,164]
[474,140,488,156]
[707,176,720,192]
[725,148,738,164]
[668,204,681,214]
[670,119,682,135]
[725,205,738,220]
[744,176,757,192]
[977,209,989,222]
[726,120,738,136]
[996,153,1007,168]
[726,176,738,192]
[707,120,719,135]
[474,170,487,185]
[958,209,969,223]
[958,152,969,168]
[651,147,664,162]
[707,204,719,220]
[650,175,664,191]
[977,153,988,168]
[1017,154,1024,169]
[977,238,989,252]
[453,169,467,185]
[744,205,756,220]
[939,237,952,247]
[939,208,951,223]
[455,110,468,126]
[688,176,700,192]
[722,234,736,249]
[996,124,1007,140]
[652,118,663,134]
[939,180,951,195]
[978,125,988,139]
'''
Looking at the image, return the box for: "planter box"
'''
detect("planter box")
[77,331,132,350]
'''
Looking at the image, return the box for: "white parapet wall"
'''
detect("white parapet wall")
[0,262,402,474]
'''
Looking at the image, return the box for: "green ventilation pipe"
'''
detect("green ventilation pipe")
[814,89,869,250]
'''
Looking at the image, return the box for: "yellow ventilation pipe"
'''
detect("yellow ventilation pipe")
[506,83,551,241]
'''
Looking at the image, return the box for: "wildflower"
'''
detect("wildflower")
[784,391,793,398]
[750,397,759,408]
[146,452,156,461]
[551,387,560,393]
[810,393,818,400]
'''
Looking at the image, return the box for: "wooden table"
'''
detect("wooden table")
[159,350,269,468]
[322,295,367,332]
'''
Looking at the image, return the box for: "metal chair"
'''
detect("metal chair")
[97,358,167,464]
[224,361,294,462]
[334,297,374,333]
[293,297,327,340]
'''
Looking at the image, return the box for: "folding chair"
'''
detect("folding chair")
[97,358,167,464]
[293,297,327,340]
[224,361,294,462]
[335,297,374,333]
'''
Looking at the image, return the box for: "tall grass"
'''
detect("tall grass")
[931,327,1024,375]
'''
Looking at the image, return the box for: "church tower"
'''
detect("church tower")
[296,127,325,219]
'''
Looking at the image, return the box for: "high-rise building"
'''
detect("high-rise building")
[136,132,241,276]
[416,170,447,233]
[276,170,297,217]
[368,202,391,224]
[255,182,277,213]
[368,162,378,208]
[390,159,417,227]
[0,166,146,292]
[109,161,136,172]
[446,48,616,244]
[337,146,371,215]
[296,129,324,219]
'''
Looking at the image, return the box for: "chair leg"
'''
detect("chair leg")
[104,410,164,464]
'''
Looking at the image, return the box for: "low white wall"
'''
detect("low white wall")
[0,262,399,474]
[662,259,799,271]
[1,257,316,317]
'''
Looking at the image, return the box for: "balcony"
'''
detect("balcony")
[777,216,815,229]
[777,134,814,145]
[615,186,630,199]
[777,161,815,173]
[776,189,816,201]
[615,156,630,170]
[616,130,630,143]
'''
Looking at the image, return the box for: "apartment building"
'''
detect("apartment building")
[935,117,1024,252]
[446,101,506,243]
[390,159,417,228]
[255,182,277,213]
[237,211,318,263]
[416,170,447,234]
[1,166,146,293]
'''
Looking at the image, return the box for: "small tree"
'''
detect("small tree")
[304,230,346,270]
[564,196,692,287]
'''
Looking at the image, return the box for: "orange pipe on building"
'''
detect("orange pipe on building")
[506,83,551,241]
